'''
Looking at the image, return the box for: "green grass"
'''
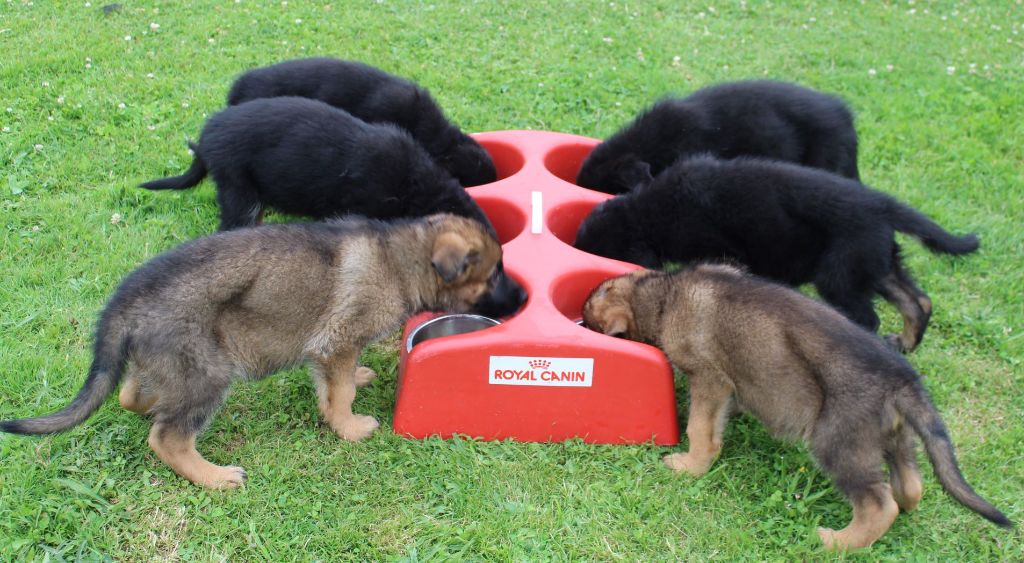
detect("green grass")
[1,0,1022,559]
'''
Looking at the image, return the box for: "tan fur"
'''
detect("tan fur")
[4,214,511,490]
[582,265,1008,550]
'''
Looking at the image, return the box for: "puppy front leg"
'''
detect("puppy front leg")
[664,375,733,477]
[312,351,379,441]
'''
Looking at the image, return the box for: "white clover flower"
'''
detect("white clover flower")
[2,127,10,133]
[868,68,877,76]
[886,64,894,71]
[34,144,43,150]
[147,73,154,78]
[57,96,65,104]
[150,22,160,31]
[118,102,126,109]
[125,35,132,41]
[110,213,122,225]
[947,66,956,75]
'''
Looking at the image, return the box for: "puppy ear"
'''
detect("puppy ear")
[432,231,478,283]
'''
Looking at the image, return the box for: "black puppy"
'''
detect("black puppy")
[142,96,492,231]
[574,156,978,352]
[227,57,496,187]
[141,97,526,318]
[576,81,860,194]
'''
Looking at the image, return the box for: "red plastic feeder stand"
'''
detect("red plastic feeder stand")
[395,131,679,445]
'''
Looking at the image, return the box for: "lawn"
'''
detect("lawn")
[1,0,1021,560]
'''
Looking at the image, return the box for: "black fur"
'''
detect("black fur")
[574,156,978,348]
[576,80,859,193]
[140,97,494,233]
[227,57,496,187]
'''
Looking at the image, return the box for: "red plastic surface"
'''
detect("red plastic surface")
[395,131,679,445]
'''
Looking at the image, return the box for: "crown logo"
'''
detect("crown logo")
[528,359,551,369]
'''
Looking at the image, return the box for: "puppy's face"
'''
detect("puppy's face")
[582,270,653,340]
[429,215,524,316]
[574,199,659,267]
[445,139,497,187]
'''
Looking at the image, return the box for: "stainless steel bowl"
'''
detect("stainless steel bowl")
[406,314,501,352]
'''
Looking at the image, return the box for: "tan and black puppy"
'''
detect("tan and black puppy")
[1,214,518,489]
[582,266,1011,550]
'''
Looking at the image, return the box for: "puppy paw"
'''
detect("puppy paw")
[335,414,379,441]
[663,452,711,477]
[817,527,841,550]
[353,366,378,388]
[200,465,248,490]
[883,334,910,354]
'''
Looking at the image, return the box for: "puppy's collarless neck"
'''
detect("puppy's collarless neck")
[632,274,670,345]
[380,224,436,314]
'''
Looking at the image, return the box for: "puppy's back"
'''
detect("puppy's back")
[227,58,401,107]
[664,265,914,389]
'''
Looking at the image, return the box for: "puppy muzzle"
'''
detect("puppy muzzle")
[471,264,525,318]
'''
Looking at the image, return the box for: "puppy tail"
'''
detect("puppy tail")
[884,198,979,255]
[139,142,207,190]
[0,315,131,435]
[897,383,1013,528]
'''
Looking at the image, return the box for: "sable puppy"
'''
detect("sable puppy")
[574,156,979,352]
[226,57,496,187]
[582,266,1011,550]
[0,214,520,489]
[141,97,492,232]
[577,80,859,193]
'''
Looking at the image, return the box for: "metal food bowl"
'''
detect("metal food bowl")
[406,314,502,352]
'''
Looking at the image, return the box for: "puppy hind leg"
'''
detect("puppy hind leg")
[146,373,245,489]
[119,376,158,415]
[816,283,880,334]
[664,374,733,477]
[885,424,924,512]
[812,423,899,550]
[147,422,247,489]
[815,247,882,333]
[876,253,932,353]
[214,172,264,231]
[312,352,379,441]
